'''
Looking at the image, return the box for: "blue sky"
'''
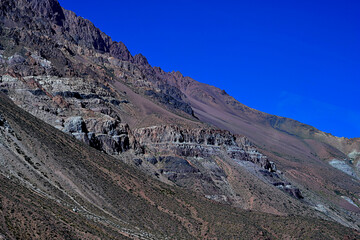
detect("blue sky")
[59,0,360,138]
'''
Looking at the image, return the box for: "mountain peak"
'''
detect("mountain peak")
[110,41,133,61]
[171,70,184,79]
[133,53,149,66]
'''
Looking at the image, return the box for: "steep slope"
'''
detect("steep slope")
[156,70,360,208]
[0,0,359,234]
[152,69,360,227]
[2,93,359,239]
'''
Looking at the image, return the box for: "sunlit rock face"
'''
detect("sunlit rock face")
[329,159,360,180]
[134,125,275,171]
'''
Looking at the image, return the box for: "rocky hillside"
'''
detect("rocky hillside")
[2,88,359,239]
[0,0,359,238]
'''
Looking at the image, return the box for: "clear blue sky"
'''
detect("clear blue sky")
[59,0,360,138]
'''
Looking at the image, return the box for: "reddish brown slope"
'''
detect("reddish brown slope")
[1,93,358,239]
[174,76,359,199]
[151,69,360,216]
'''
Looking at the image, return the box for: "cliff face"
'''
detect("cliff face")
[133,125,306,204]
[134,125,275,171]
[0,0,360,235]
[0,74,142,155]
[0,0,130,57]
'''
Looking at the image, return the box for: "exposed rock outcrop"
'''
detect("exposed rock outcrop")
[134,125,275,171]
[63,115,142,155]
[0,74,142,155]
[133,125,306,200]
[63,116,87,133]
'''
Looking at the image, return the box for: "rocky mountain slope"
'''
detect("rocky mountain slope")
[0,0,359,238]
[2,89,359,239]
[154,66,360,220]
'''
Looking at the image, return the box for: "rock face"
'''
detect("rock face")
[329,159,360,180]
[144,89,195,117]
[63,116,87,133]
[0,74,142,155]
[63,115,142,155]
[133,125,305,201]
[134,125,275,171]
[235,136,277,172]
[63,115,137,154]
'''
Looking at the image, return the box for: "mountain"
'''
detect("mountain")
[0,0,359,238]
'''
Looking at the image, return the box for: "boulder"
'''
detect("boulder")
[63,116,87,133]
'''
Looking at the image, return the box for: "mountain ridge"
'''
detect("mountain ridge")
[53,0,359,141]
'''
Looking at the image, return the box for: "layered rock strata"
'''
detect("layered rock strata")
[134,125,276,171]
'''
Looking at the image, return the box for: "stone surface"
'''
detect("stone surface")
[134,125,275,171]
[64,116,87,133]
